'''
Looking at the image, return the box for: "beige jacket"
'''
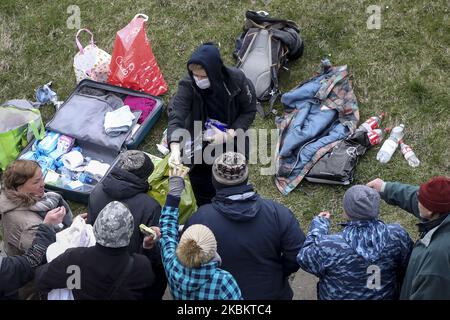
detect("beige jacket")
[0,190,43,256]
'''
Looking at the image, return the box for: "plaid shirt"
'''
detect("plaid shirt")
[160,201,242,300]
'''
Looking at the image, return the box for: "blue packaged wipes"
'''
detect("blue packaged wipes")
[48,149,66,169]
[37,131,60,155]
[37,155,56,175]
[48,148,65,160]
[20,151,38,161]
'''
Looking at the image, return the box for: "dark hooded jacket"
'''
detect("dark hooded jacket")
[167,43,257,145]
[183,184,305,299]
[87,167,166,299]
[0,223,55,300]
[88,167,161,255]
[35,244,154,300]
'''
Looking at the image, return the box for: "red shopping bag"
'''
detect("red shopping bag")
[108,14,168,96]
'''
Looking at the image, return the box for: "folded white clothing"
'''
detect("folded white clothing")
[104,105,135,134]
[105,125,131,137]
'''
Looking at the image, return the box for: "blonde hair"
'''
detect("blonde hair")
[176,239,205,268]
[176,224,217,268]
[188,63,205,72]
[3,160,40,190]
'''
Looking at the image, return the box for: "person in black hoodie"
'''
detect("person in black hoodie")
[87,150,166,299]
[167,43,257,206]
[183,152,306,299]
[35,201,154,300]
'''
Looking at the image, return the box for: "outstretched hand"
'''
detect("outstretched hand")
[318,211,331,219]
[143,226,161,249]
[366,178,385,192]
[168,164,188,198]
[169,163,189,178]
[168,142,181,168]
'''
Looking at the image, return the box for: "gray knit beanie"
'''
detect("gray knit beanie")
[343,185,380,220]
[212,152,248,186]
[116,150,154,179]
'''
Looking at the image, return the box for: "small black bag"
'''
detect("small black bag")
[305,130,373,185]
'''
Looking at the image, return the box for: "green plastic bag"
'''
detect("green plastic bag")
[147,155,197,224]
[0,104,44,171]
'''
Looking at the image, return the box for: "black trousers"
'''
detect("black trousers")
[188,162,215,207]
[187,137,249,207]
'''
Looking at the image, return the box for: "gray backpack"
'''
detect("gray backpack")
[234,11,304,117]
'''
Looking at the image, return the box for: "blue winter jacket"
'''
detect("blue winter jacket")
[184,184,306,299]
[297,216,413,300]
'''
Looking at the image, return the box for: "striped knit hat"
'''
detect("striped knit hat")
[212,152,248,186]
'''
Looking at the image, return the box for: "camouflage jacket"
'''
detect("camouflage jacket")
[297,216,413,300]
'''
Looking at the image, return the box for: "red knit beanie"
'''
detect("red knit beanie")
[418,176,450,213]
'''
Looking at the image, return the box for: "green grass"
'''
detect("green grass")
[1,0,449,240]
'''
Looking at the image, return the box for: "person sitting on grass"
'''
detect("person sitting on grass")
[159,164,242,300]
[298,185,413,300]
[367,176,450,300]
[0,159,72,257]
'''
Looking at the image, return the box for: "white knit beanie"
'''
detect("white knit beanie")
[176,224,217,268]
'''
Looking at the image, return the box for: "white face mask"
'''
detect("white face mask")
[194,75,211,89]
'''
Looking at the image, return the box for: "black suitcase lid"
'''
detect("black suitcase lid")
[46,80,163,153]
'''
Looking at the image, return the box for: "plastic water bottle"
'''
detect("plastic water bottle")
[358,112,385,132]
[367,128,386,145]
[376,124,405,163]
[78,172,96,185]
[60,167,75,180]
[399,140,420,167]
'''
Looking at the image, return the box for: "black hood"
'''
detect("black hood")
[212,184,260,222]
[187,43,229,124]
[102,167,149,200]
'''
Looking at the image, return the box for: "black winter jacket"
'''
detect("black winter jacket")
[0,224,55,299]
[88,167,161,257]
[183,184,306,299]
[87,167,166,300]
[35,244,154,300]
[167,66,257,145]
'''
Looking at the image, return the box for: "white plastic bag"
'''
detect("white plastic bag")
[73,29,111,83]
[46,215,96,300]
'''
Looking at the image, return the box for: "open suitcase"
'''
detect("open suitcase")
[19,79,163,203]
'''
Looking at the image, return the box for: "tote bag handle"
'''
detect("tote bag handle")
[75,29,95,54]
[133,13,149,22]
